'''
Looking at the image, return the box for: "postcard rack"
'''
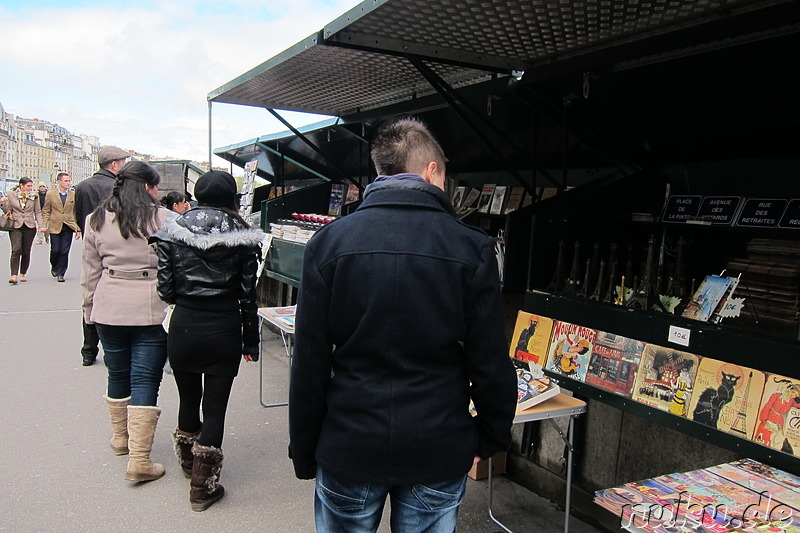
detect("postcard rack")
[523,290,800,474]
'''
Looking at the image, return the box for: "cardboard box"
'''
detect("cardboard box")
[467,452,506,480]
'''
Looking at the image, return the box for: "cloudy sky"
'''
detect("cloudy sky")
[0,0,361,166]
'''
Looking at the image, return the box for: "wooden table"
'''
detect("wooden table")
[488,393,588,533]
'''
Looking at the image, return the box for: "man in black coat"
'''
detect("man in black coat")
[74,145,130,366]
[289,118,516,532]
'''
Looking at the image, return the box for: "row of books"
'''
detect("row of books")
[594,458,800,533]
[510,311,800,458]
[269,220,321,243]
[452,184,530,217]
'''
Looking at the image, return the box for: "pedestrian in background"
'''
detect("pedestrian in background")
[150,170,263,511]
[160,191,191,218]
[74,145,130,366]
[289,118,517,532]
[1,177,46,285]
[42,173,80,282]
[81,160,170,483]
[35,183,50,245]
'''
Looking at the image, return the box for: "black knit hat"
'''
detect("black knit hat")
[194,171,237,208]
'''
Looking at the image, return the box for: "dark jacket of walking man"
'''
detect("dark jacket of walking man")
[74,145,130,366]
[289,118,517,533]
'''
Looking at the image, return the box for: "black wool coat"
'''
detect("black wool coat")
[74,169,116,233]
[289,178,517,484]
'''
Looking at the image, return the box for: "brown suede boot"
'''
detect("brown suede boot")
[190,442,224,511]
[104,396,130,455]
[173,427,201,478]
[125,406,165,482]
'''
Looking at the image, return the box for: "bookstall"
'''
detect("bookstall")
[207,0,800,530]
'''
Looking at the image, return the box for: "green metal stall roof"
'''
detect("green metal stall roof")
[207,0,798,119]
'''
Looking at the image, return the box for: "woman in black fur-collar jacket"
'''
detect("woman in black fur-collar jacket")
[149,171,264,511]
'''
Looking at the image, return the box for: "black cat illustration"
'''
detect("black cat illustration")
[692,371,741,428]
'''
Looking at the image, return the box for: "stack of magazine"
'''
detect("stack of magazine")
[261,305,296,330]
[594,458,799,533]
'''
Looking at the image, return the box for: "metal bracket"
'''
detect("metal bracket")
[266,108,364,191]
[407,56,544,197]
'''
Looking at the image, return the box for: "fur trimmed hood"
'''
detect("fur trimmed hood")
[150,207,264,250]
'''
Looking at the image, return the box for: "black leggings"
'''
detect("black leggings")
[173,371,235,448]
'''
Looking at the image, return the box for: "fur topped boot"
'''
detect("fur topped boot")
[173,427,201,478]
[190,442,224,511]
[125,406,165,482]
[104,396,130,455]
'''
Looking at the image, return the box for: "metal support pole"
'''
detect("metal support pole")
[208,100,213,168]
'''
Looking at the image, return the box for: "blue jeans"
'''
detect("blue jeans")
[97,324,168,406]
[315,467,467,533]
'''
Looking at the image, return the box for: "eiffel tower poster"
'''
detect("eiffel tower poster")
[686,359,765,438]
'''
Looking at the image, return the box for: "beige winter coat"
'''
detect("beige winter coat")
[81,207,170,326]
[42,188,80,234]
[1,189,44,229]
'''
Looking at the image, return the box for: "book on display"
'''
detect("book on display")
[682,274,732,321]
[489,185,507,215]
[516,366,560,410]
[477,184,495,213]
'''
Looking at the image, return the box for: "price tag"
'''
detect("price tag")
[668,325,691,347]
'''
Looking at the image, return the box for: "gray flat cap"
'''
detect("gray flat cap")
[98,146,131,166]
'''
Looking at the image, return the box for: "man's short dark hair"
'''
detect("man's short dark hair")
[370,118,447,176]
[57,172,69,181]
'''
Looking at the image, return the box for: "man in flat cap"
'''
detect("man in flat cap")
[74,145,130,366]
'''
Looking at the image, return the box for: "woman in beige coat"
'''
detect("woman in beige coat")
[81,161,170,482]
[1,177,46,284]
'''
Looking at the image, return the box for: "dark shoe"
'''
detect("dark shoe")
[82,355,96,366]
[173,427,201,478]
[57,275,65,282]
[190,443,224,511]
[51,269,57,277]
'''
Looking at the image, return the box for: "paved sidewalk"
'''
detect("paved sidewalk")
[0,233,602,533]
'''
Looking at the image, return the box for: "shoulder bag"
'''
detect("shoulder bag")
[0,204,13,231]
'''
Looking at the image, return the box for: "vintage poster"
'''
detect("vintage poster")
[545,320,596,382]
[631,343,700,416]
[509,311,554,368]
[686,358,765,438]
[751,374,800,458]
[585,330,644,397]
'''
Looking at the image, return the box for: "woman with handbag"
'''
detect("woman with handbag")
[149,171,263,511]
[81,161,171,482]
[1,177,46,284]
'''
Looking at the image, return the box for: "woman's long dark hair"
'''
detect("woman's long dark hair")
[89,161,161,239]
